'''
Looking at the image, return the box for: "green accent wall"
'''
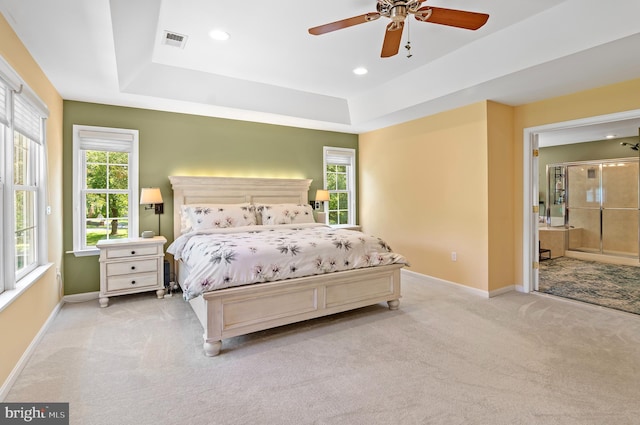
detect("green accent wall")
[63,101,358,295]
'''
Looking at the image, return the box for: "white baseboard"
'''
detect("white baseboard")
[0,300,63,401]
[488,285,517,297]
[62,291,99,303]
[401,269,516,298]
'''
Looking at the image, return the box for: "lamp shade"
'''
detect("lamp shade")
[140,187,163,205]
[315,189,330,202]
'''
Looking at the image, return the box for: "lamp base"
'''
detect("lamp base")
[141,230,155,238]
[316,211,327,224]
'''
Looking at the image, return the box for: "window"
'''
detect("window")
[72,125,139,255]
[0,59,49,295]
[14,131,39,278]
[323,147,356,226]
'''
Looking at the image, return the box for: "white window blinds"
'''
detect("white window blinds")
[13,95,43,144]
[325,148,354,166]
[77,129,135,152]
[0,80,7,126]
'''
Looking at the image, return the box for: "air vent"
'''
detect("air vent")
[162,31,188,49]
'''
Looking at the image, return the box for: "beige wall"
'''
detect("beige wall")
[359,102,493,291]
[0,14,64,392]
[361,78,640,295]
[486,101,515,291]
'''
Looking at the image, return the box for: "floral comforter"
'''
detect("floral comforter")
[167,223,408,301]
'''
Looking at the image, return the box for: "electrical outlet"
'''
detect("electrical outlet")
[451,251,457,261]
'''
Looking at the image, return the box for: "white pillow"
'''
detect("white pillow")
[258,203,315,225]
[181,203,256,232]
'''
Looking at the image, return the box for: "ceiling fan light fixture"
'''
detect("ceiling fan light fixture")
[390,5,407,21]
[353,67,368,75]
[308,0,489,58]
[209,30,230,41]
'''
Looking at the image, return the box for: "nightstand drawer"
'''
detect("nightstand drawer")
[107,272,159,291]
[106,259,159,277]
[105,245,160,259]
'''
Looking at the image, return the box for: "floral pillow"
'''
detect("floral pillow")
[181,203,256,232]
[257,203,315,225]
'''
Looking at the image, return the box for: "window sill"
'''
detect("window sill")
[68,248,99,257]
[0,263,54,313]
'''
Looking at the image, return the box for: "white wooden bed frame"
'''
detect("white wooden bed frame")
[169,176,403,356]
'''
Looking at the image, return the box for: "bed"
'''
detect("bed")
[167,175,407,356]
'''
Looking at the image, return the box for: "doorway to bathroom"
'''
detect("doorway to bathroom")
[523,109,640,314]
[539,158,640,315]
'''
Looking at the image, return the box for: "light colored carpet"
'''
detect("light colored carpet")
[5,274,640,425]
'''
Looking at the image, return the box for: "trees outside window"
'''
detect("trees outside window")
[323,147,356,226]
[13,132,39,276]
[326,164,350,225]
[72,125,139,255]
[84,150,130,245]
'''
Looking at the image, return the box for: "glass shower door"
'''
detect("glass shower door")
[566,165,601,253]
[602,161,639,257]
[566,160,639,257]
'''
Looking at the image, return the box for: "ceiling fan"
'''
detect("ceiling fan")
[308,0,489,58]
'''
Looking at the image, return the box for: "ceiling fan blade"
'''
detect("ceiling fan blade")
[381,21,404,58]
[414,6,489,30]
[309,12,380,35]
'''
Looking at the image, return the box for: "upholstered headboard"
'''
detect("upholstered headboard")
[168,176,312,237]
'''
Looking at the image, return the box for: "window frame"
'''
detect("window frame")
[13,131,41,280]
[72,125,139,256]
[323,146,356,226]
[0,56,49,297]
[0,81,6,295]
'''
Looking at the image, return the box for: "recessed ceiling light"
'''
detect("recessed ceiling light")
[605,134,616,139]
[353,67,368,75]
[209,30,230,41]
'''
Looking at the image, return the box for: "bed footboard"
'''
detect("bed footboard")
[198,264,402,356]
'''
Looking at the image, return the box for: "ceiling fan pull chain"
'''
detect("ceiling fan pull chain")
[405,17,412,58]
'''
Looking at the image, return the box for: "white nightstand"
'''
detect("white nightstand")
[97,236,166,307]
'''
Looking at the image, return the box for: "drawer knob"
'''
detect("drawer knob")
[131,250,136,255]
[131,280,136,285]
[131,266,136,270]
